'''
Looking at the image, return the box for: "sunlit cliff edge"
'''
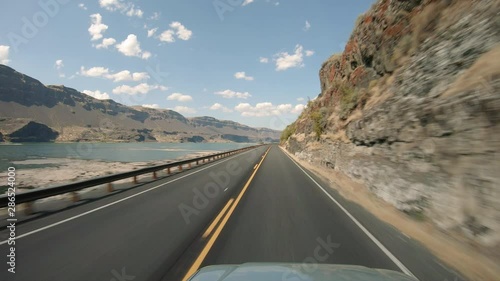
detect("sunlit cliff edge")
[282,0,499,275]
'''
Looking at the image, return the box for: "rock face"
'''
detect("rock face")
[283,0,500,248]
[221,134,250,143]
[8,121,59,142]
[181,135,206,143]
[0,118,59,142]
[0,65,281,143]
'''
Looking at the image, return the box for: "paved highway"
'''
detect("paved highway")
[0,145,465,281]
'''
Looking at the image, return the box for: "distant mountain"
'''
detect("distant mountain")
[0,65,280,143]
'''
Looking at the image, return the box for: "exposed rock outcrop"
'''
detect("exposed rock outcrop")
[283,0,500,252]
[0,118,59,142]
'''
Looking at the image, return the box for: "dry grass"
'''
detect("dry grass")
[281,147,500,281]
[391,34,412,66]
[437,0,485,32]
[362,74,395,112]
[410,1,452,52]
[442,45,500,98]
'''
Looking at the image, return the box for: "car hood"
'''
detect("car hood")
[187,263,418,281]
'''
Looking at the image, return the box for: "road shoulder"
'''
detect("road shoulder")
[279,146,498,281]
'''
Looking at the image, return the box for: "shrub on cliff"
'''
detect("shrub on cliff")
[280,123,296,143]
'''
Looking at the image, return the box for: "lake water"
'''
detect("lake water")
[0,142,253,170]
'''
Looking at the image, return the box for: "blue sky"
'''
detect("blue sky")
[0,0,374,129]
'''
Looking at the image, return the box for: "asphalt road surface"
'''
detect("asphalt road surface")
[0,145,465,281]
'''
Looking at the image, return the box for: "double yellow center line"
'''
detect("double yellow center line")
[182,146,271,280]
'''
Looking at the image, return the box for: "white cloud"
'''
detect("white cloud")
[167,93,193,102]
[116,34,151,59]
[112,83,167,95]
[259,57,269,64]
[79,66,109,77]
[95,37,116,49]
[79,66,150,82]
[141,51,152,59]
[234,71,254,81]
[0,45,9,65]
[55,59,65,77]
[242,0,254,6]
[158,29,175,42]
[108,70,150,82]
[78,3,87,10]
[173,106,196,114]
[157,22,192,43]
[116,34,141,56]
[209,103,233,113]
[126,5,143,18]
[297,97,305,102]
[170,22,193,40]
[55,59,64,70]
[99,0,125,11]
[82,90,110,100]
[274,44,305,71]
[142,104,159,109]
[234,102,304,117]
[291,104,305,114]
[147,27,158,37]
[304,20,311,31]
[215,89,252,99]
[149,12,160,20]
[305,50,315,57]
[88,14,108,41]
[99,0,143,18]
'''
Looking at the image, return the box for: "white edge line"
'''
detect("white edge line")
[0,148,259,246]
[280,148,418,279]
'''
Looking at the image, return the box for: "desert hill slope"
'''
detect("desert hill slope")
[0,64,280,143]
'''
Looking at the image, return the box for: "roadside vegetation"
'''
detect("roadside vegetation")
[280,123,296,143]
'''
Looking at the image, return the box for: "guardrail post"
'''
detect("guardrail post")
[21,202,33,215]
[71,192,80,202]
[133,176,138,184]
[107,183,114,193]
[179,164,183,171]
[188,162,192,169]
[153,171,158,180]
[196,160,199,165]
[167,167,171,174]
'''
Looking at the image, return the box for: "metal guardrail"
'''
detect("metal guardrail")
[0,144,265,207]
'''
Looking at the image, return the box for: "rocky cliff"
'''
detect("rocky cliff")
[283,0,499,255]
[0,65,280,143]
